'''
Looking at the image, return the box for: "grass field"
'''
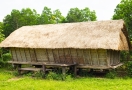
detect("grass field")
[0,68,132,90]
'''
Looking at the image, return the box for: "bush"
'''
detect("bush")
[46,71,64,80]
[105,70,117,79]
[126,61,132,77]
[46,71,73,81]
[0,53,11,67]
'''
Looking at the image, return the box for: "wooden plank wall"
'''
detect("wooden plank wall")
[108,50,120,65]
[10,48,111,66]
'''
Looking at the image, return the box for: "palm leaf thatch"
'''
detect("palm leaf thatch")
[0,20,130,50]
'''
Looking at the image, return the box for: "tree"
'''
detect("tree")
[112,0,132,39]
[0,22,5,61]
[38,6,53,24]
[53,9,65,23]
[3,8,39,37]
[0,22,5,42]
[66,7,97,23]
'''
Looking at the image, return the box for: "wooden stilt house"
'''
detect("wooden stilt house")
[0,20,131,70]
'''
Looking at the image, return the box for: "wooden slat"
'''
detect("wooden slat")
[52,49,59,63]
[29,49,37,62]
[24,48,27,62]
[107,50,110,66]
[89,49,92,65]
[10,48,15,61]
[46,49,50,62]
[48,49,54,62]
[33,49,38,62]
[25,48,31,62]
[68,48,73,63]
[51,49,55,61]
[82,49,86,64]
[64,49,72,64]
[14,48,18,61]
[62,48,66,63]
[96,49,99,66]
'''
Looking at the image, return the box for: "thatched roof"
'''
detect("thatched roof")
[0,20,130,50]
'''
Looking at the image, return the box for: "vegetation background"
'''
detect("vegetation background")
[0,0,132,89]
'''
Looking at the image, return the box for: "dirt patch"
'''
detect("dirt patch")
[7,77,21,82]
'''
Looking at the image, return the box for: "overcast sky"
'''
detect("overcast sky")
[0,0,121,22]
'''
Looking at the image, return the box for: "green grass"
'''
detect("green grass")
[0,68,132,90]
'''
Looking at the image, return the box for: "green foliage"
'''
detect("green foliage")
[38,7,65,24]
[3,8,39,37]
[3,7,65,37]
[0,53,11,67]
[66,7,97,22]
[0,22,5,42]
[113,0,132,39]
[105,70,117,79]
[46,71,63,80]
[126,61,132,77]
[1,68,132,90]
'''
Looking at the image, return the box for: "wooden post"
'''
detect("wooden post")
[42,64,46,75]
[62,66,66,80]
[18,64,22,74]
[74,65,77,77]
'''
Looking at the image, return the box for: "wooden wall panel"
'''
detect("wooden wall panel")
[76,49,84,64]
[29,49,37,62]
[19,48,26,62]
[15,48,22,62]
[98,49,107,66]
[58,49,65,63]
[35,49,48,62]
[10,48,17,61]
[70,49,78,63]
[90,49,98,66]
[52,49,59,63]
[83,49,90,65]
[24,49,31,62]
[47,49,54,63]
[64,49,72,64]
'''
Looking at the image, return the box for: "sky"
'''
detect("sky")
[0,0,121,22]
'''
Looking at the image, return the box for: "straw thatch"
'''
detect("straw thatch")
[0,20,130,50]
